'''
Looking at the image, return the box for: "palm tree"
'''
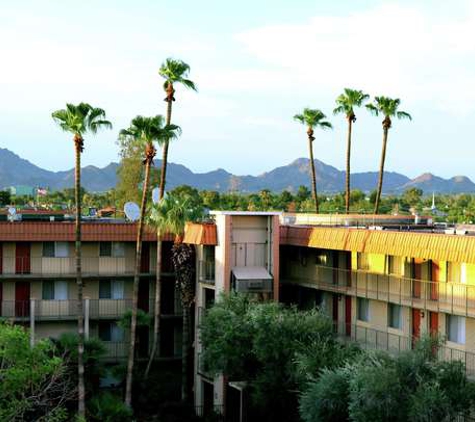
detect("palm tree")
[149,58,195,385]
[120,115,181,407]
[333,89,369,213]
[158,58,196,198]
[51,103,112,419]
[366,97,412,214]
[148,192,203,402]
[294,109,333,213]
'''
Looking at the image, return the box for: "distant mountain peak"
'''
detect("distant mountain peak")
[1,148,474,194]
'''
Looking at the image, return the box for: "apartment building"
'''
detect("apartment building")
[189,212,475,419]
[186,211,280,421]
[0,213,183,362]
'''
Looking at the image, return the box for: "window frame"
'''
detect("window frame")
[388,303,402,329]
[357,298,370,322]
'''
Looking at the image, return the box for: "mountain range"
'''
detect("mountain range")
[1,148,474,194]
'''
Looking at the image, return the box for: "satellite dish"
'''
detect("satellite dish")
[7,207,16,216]
[152,187,160,204]
[124,202,140,222]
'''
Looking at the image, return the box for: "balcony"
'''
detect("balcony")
[199,260,215,284]
[0,299,157,320]
[334,321,475,378]
[0,256,156,278]
[282,264,475,318]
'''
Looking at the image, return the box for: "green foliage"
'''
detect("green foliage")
[366,96,412,123]
[333,88,369,119]
[200,293,344,421]
[300,367,350,422]
[148,189,205,238]
[88,392,134,422]
[0,190,12,205]
[294,108,333,130]
[0,322,73,421]
[159,58,197,92]
[118,309,151,329]
[51,102,112,137]
[300,337,475,422]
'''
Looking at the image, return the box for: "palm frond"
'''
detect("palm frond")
[397,111,412,120]
[158,58,196,92]
[365,103,379,116]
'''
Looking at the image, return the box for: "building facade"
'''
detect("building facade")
[0,217,183,363]
[189,212,475,419]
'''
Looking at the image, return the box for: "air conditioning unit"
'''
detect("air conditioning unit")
[234,279,273,293]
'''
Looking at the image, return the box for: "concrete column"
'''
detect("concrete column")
[84,298,90,340]
[30,299,35,348]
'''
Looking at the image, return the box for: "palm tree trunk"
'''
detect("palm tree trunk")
[345,118,353,213]
[307,134,319,213]
[149,85,174,380]
[145,231,162,378]
[125,144,154,407]
[374,127,389,214]
[74,137,85,420]
[182,303,190,402]
[158,87,174,198]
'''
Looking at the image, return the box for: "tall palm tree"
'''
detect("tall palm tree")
[120,115,181,407]
[294,109,333,213]
[149,58,196,384]
[333,89,369,213]
[148,192,203,402]
[51,103,112,419]
[158,58,196,198]
[366,97,412,214]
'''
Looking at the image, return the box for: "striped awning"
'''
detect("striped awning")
[281,225,475,264]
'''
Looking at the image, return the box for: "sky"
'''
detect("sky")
[1,0,475,180]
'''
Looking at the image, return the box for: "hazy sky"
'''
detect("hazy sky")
[1,0,475,179]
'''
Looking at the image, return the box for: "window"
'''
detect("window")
[448,262,461,283]
[357,298,370,322]
[98,322,124,342]
[447,315,465,344]
[388,256,402,275]
[100,242,125,257]
[43,242,69,258]
[388,304,402,329]
[357,253,369,270]
[112,242,125,257]
[55,242,69,258]
[99,280,124,299]
[43,242,55,257]
[42,281,68,300]
[100,242,112,257]
[315,250,329,266]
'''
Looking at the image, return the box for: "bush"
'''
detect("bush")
[88,392,133,422]
[300,367,350,422]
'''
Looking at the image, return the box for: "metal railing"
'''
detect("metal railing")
[195,404,225,420]
[197,352,213,378]
[199,260,215,284]
[0,256,156,277]
[334,322,475,377]
[283,264,475,318]
[0,298,163,319]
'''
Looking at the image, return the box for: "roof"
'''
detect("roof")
[232,266,273,280]
[0,221,174,242]
[183,222,217,245]
[280,225,475,264]
[210,211,281,216]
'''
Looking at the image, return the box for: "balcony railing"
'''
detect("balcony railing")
[334,321,475,377]
[283,264,475,318]
[0,257,156,277]
[0,299,161,319]
[195,405,225,420]
[199,260,215,284]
